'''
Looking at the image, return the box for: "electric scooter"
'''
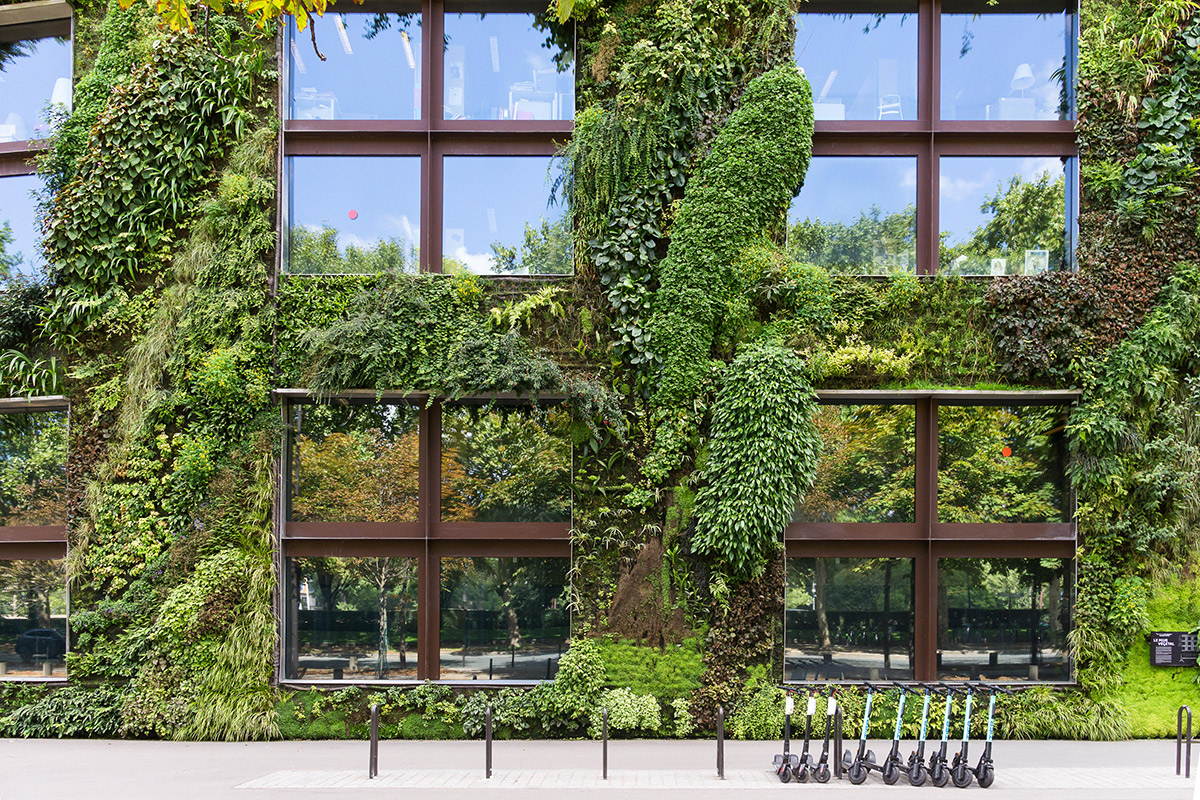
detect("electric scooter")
[843,683,882,785]
[879,683,911,785]
[927,684,957,787]
[806,687,837,783]
[957,683,1014,789]
[905,683,935,786]
[772,688,801,783]
[793,687,819,781]
[950,683,977,788]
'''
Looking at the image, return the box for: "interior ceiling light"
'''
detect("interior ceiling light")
[490,35,500,72]
[401,30,416,70]
[291,37,307,74]
[487,208,497,234]
[335,15,353,56]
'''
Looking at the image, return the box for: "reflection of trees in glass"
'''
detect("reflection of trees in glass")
[490,216,573,275]
[938,558,1069,654]
[0,412,67,526]
[795,405,916,523]
[290,405,421,522]
[941,172,1065,274]
[937,405,1066,523]
[787,205,916,275]
[0,560,65,628]
[440,557,568,652]
[0,222,23,278]
[295,557,417,679]
[441,407,571,522]
[289,225,418,275]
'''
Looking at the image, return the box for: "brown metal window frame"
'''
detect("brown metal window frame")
[784,389,1079,682]
[276,390,571,684]
[0,3,73,180]
[279,0,573,277]
[803,0,1079,276]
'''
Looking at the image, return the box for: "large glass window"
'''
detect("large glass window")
[289,403,420,523]
[0,560,66,678]
[0,410,67,527]
[0,174,46,278]
[443,8,573,121]
[941,10,1071,121]
[785,557,915,681]
[794,10,918,121]
[442,156,570,275]
[787,157,917,274]
[288,10,422,120]
[0,32,71,142]
[939,156,1067,275]
[439,556,568,680]
[937,404,1069,524]
[794,404,916,523]
[937,557,1073,681]
[441,404,571,522]
[289,556,419,680]
[287,156,421,275]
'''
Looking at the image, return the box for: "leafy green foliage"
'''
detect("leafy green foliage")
[595,636,703,699]
[691,342,820,581]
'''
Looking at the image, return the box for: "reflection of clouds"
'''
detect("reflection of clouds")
[1020,157,1062,181]
[940,174,988,204]
[383,213,418,243]
[338,232,384,252]
[901,166,917,189]
[452,247,496,274]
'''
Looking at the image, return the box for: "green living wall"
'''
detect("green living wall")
[0,0,1193,740]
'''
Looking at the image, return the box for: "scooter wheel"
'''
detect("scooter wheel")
[882,762,900,785]
[848,763,868,785]
[951,763,973,788]
[865,749,877,766]
[978,765,995,789]
[930,763,949,788]
[814,764,830,784]
[795,764,808,782]
[778,765,792,784]
[908,763,927,787]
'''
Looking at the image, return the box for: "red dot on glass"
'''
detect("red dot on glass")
[348,210,358,220]
[1001,446,1012,458]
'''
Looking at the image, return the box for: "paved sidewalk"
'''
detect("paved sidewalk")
[3,738,1195,799]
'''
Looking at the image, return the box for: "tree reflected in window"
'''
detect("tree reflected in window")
[0,411,67,527]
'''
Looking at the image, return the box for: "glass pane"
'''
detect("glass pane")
[288,12,421,120]
[0,34,72,142]
[439,557,569,680]
[939,156,1066,275]
[0,560,67,677]
[788,157,917,274]
[937,405,1069,523]
[441,405,571,522]
[0,411,67,526]
[289,557,419,680]
[0,174,46,277]
[785,558,914,681]
[443,11,573,121]
[289,403,420,523]
[795,405,916,523]
[941,12,1070,121]
[442,156,571,275]
[794,11,918,121]
[288,156,421,274]
[937,558,1073,682]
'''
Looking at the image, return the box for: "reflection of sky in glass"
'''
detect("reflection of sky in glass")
[443,156,564,274]
[790,157,915,227]
[940,156,1063,245]
[288,156,420,273]
[0,36,71,142]
[941,13,1068,120]
[443,13,573,121]
[288,13,421,120]
[0,174,44,276]
[794,13,918,121]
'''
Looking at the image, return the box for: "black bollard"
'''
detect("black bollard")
[369,703,379,779]
[716,705,725,780]
[1178,705,1193,778]
[486,704,493,779]
[602,706,609,780]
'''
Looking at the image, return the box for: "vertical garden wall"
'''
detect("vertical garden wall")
[0,0,1192,740]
